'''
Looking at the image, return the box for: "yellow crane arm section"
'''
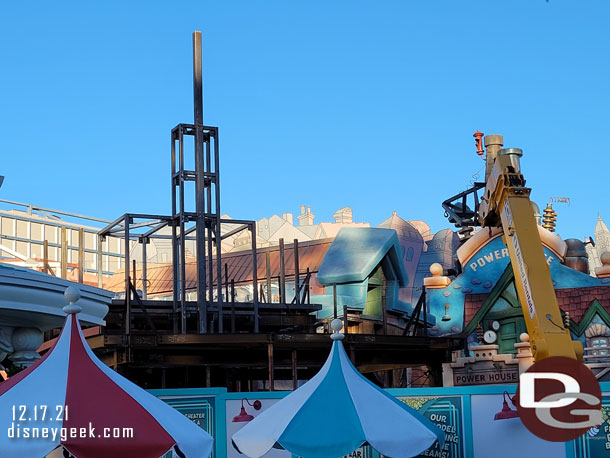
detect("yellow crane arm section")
[478,151,583,362]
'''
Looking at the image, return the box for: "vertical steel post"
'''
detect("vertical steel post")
[132,260,137,293]
[205,138,215,331]
[193,30,207,334]
[179,127,188,334]
[293,239,300,305]
[224,263,229,304]
[171,131,179,334]
[207,218,214,331]
[422,287,428,337]
[213,129,223,333]
[292,349,298,390]
[60,227,67,279]
[267,343,274,391]
[230,278,236,333]
[96,235,103,288]
[78,228,84,283]
[279,238,286,303]
[333,283,338,319]
[141,240,147,300]
[124,216,131,336]
[251,222,259,333]
[265,251,271,303]
[306,267,310,304]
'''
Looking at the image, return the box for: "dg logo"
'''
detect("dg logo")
[516,356,603,442]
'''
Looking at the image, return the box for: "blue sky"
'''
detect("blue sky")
[1,1,608,240]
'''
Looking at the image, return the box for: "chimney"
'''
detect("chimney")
[333,207,353,224]
[282,213,294,225]
[297,205,315,226]
[484,134,503,180]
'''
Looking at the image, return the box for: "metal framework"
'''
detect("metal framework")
[441,182,485,229]
[99,32,259,336]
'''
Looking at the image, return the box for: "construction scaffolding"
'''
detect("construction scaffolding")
[98,32,271,336]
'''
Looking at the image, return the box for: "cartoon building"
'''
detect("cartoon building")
[310,227,414,331]
[428,220,610,385]
[587,214,610,274]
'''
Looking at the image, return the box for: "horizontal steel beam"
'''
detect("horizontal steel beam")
[0,198,111,224]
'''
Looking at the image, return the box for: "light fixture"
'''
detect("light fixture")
[232,398,262,422]
[442,303,451,321]
[494,391,519,420]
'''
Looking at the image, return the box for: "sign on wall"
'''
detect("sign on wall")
[453,368,519,386]
[151,390,220,458]
[394,396,464,458]
[574,395,610,457]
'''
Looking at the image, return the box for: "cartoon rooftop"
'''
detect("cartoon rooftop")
[317,227,407,286]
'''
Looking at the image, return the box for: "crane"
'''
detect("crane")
[476,139,583,362]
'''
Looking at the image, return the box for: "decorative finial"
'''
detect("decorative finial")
[429,263,443,276]
[542,203,557,232]
[330,318,344,340]
[424,263,451,288]
[519,333,530,343]
[63,286,82,315]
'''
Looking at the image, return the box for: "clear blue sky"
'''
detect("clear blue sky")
[1,1,608,240]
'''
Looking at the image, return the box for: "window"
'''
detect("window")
[590,337,609,356]
[406,247,414,262]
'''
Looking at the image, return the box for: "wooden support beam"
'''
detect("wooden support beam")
[42,240,55,276]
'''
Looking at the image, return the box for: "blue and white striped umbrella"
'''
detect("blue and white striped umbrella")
[232,320,444,458]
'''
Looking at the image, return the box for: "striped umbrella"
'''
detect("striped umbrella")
[0,286,213,458]
[232,319,444,458]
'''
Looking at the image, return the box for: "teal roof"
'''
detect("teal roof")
[316,228,408,286]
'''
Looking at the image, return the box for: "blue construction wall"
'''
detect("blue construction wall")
[152,383,610,458]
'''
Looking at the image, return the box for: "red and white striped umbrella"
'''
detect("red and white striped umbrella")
[0,287,213,458]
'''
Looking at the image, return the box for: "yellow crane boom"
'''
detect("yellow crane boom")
[477,146,583,362]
